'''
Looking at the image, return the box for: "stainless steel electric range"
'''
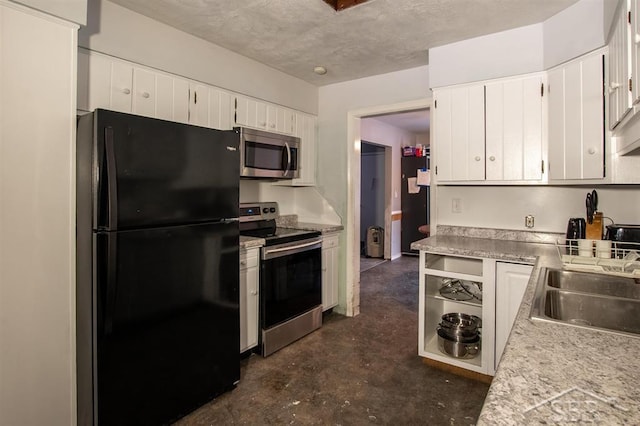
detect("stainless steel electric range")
[239,202,322,356]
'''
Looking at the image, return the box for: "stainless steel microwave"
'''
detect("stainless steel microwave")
[236,127,300,179]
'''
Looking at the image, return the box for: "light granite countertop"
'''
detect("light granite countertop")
[239,218,343,250]
[411,228,640,425]
[240,235,265,249]
[276,214,344,234]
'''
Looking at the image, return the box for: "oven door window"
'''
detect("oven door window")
[261,247,321,328]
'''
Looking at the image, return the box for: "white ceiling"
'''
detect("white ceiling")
[110,0,579,86]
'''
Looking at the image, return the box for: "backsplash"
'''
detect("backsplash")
[437,225,563,244]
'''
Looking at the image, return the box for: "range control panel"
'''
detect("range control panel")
[239,202,278,222]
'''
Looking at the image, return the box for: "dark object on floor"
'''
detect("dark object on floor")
[177,256,489,425]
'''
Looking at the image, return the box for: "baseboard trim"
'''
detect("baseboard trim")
[421,357,493,384]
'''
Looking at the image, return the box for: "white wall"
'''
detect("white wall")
[543,0,606,68]
[437,186,640,233]
[79,0,318,114]
[428,23,544,88]
[12,0,86,24]
[0,3,78,425]
[429,0,615,89]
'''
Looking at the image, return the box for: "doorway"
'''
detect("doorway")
[343,98,433,317]
[360,141,388,272]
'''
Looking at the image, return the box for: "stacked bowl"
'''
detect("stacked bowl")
[437,313,481,359]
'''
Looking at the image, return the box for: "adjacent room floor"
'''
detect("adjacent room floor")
[177,256,490,425]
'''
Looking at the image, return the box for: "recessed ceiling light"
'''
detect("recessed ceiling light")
[313,66,327,75]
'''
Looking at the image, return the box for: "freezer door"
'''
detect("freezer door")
[94,221,239,425]
[92,109,239,230]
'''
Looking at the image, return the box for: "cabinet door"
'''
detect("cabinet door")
[433,85,485,181]
[632,0,640,105]
[208,88,232,130]
[485,75,543,181]
[322,234,340,311]
[240,249,259,352]
[189,83,209,127]
[110,61,134,113]
[234,95,261,128]
[155,74,189,124]
[132,67,156,118]
[85,53,132,113]
[548,51,605,180]
[495,262,532,370]
[609,1,632,129]
[266,104,278,131]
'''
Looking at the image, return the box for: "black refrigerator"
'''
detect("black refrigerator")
[76,109,240,425]
[401,155,430,254]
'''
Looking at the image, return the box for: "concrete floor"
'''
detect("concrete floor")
[177,256,489,425]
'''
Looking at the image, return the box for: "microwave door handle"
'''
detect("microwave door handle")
[284,142,291,177]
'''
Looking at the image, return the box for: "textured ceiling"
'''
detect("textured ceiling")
[110,0,579,86]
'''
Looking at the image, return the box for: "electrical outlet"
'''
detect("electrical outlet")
[452,198,462,213]
[525,215,535,228]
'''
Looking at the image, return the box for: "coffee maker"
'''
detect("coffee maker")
[566,218,586,254]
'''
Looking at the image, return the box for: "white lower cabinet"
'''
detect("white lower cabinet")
[494,262,533,370]
[419,252,533,376]
[419,252,495,375]
[240,247,259,353]
[322,232,340,311]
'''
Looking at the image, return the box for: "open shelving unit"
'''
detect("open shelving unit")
[418,252,496,375]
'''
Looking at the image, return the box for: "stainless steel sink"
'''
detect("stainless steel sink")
[546,269,640,300]
[531,268,640,337]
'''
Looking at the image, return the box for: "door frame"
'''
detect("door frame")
[344,98,433,317]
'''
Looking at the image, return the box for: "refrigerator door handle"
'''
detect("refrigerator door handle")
[104,232,118,335]
[104,127,118,230]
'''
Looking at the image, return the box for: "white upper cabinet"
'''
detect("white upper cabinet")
[78,50,231,130]
[632,0,640,105]
[433,84,485,181]
[155,74,190,124]
[188,82,210,127]
[609,0,632,129]
[548,49,605,181]
[78,51,133,113]
[233,95,296,135]
[274,111,317,186]
[131,67,156,117]
[485,75,544,181]
[434,73,544,183]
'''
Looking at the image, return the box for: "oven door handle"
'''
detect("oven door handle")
[263,238,322,260]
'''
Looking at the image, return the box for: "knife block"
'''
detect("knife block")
[586,212,603,240]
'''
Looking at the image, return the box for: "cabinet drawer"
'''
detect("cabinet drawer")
[322,234,340,249]
[240,250,258,270]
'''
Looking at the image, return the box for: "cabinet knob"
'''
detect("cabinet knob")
[260,121,266,127]
[142,92,150,99]
[474,156,481,161]
[609,82,621,94]
[122,88,131,95]
[270,123,276,128]
[635,33,640,45]
[587,148,596,155]
[250,290,258,296]
[240,260,247,266]
[489,156,496,162]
